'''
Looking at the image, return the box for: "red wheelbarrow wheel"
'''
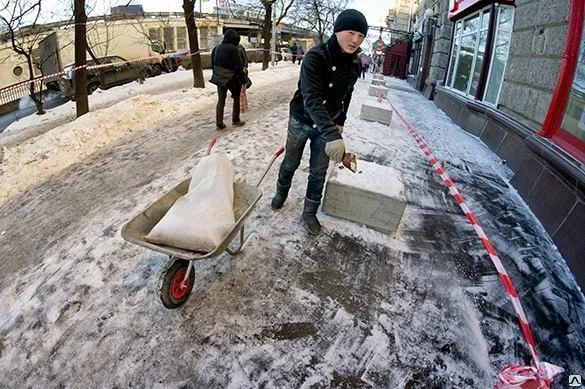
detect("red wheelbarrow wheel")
[157,258,195,309]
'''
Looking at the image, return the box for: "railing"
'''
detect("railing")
[0,78,47,111]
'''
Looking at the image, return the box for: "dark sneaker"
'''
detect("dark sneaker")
[232,120,246,127]
[217,124,227,131]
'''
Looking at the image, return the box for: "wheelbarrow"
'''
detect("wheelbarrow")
[121,138,284,308]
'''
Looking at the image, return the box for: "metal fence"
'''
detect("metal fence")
[0,78,46,109]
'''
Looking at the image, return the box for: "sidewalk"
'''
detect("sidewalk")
[0,67,583,388]
[287,74,585,385]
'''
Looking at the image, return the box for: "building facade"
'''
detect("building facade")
[407,0,451,91]
[409,0,585,289]
[386,0,416,32]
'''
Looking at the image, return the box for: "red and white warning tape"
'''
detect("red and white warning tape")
[385,98,564,388]
[0,47,281,95]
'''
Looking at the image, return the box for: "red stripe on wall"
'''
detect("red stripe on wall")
[540,0,584,138]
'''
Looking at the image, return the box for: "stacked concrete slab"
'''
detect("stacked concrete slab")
[360,97,393,125]
[368,85,389,98]
[323,161,407,233]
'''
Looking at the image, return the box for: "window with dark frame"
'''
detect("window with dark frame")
[410,39,422,76]
[176,27,187,50]
[483,7,513,105]
[445,5,513,105]
[164,27,175,51]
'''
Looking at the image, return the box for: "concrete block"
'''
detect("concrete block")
[368,85,388,97]
[360,97,393,125]
[371,79,386,86]
[373,74,384,81]
[323,161,406,233]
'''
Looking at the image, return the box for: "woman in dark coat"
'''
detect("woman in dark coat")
[210,29,246,130]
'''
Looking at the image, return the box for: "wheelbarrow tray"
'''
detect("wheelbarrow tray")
[121,178,262,261]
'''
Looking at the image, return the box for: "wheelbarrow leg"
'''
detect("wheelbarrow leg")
[225,226,246,256]
[182,260,194,287]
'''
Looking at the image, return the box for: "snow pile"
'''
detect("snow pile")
[0,63,297,205]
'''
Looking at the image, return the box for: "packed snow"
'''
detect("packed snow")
[0,61,584,388]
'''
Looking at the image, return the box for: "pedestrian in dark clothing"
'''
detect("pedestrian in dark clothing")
[297,46,304,65]
[210,29,246,130]
[271,9,368,234]
[360,53,370,79]
[291,42,298,63]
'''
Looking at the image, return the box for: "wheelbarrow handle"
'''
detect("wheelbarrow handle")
[207,137,217,155]
[255,147,285,187]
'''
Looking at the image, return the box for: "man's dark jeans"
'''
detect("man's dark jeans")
[277,116,330,203]
[216,80,240,127]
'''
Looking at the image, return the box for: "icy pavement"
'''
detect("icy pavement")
[0,65,584,388]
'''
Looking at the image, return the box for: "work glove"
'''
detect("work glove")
[336,125,344,134]
[325,138,345,163]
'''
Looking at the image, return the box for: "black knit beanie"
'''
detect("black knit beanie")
[333,9,368,36]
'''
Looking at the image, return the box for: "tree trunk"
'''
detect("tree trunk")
[74,0,89,117]
[262,2,273,70]
[26,58,45,115]
[183,0,205,88]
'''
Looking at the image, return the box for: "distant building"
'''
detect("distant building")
[386,0,415,33]
[111,5,145,15]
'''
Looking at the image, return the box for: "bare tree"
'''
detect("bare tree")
[230,0,295,70]
[73,0,88,116]
[260,0,274,70]
[85,15,123,58]
[288,0,348,43]
[66,1,115,62]
[128,15,180,75]
[0,0,47,114]
[182,0,204,88]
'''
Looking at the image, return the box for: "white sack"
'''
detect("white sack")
[146,153,235,252]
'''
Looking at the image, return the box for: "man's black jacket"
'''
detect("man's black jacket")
[289,35,361,142]
[210,30,244,89]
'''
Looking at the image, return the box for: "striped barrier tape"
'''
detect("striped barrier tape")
[385,99,564,388]
[0,48,282,94]
[0,51,182,93]
[377,89,383,103]
[0,70,67,93]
